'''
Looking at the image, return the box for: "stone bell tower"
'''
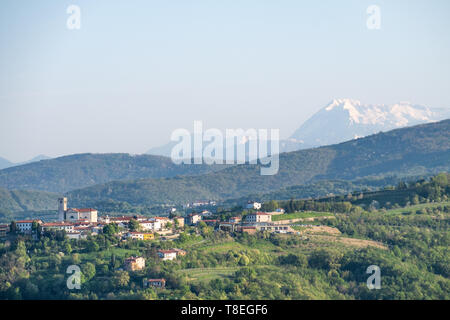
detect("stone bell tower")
[58,197,67,221]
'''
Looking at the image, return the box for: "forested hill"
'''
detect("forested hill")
[0,153,226,193]
[68,119,450,207]
[0,187,60,221]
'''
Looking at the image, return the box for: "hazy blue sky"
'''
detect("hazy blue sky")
[1,0,450,162]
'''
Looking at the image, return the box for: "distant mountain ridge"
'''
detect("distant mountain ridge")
[0,153,227,193]
[68,119,450,208]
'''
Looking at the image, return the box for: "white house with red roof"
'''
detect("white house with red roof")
[16,220,42,234]
[41,222,75,232]
[140,220,161,232]
[143,278,166,288]
[157,249,186,261]
[244,212,272,223]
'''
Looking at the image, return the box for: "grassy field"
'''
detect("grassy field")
[383,201,450,215]
[177,267,240,282]
[271,211,333,222]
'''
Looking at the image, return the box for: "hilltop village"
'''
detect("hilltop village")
[1,198,306,241]
[0,174,449,299]
[1,198,320,289]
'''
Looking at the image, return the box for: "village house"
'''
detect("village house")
[90,225,103,235]
[157,249,186,261]
[111,217,134,228]
[143,278,166,289]
[127,232,154,241]
[173,216,185,228]
[157,250,177,261]
[172,248,187,256]
[66,231,84,240]
[140,220,161,232]
[219,222,238,232]
[124,256,146,271]
[16,220,42,234]
[105,215,147,227]
[192,200,210,207]
[73,225,93,235]
[186,213,202,226]
[258,225,295,234]
[151,217,171,229]
[199,210,213,217]
[245,212,272,223]
[41,222,75,233]
[229,216,242,224]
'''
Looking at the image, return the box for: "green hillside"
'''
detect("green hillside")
[68,119,450,207]
[0,153,227,193]
[0,187,60,221]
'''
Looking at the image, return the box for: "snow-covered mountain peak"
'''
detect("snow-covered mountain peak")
[289,99,449,147]
[325,98,362,111]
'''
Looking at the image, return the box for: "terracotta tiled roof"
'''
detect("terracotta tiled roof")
[70,208,97,213]
[42,222,73,227]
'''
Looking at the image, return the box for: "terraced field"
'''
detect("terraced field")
[177,267,240,282]
[271,211,334,222]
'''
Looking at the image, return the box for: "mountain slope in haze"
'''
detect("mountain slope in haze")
[20,154,52,164]
[0,153,227,193]
[290,99,450,147]
[0,155,52,170]
[0,187,61,219]
[68,119,450,207]
[223,175,428,205]
[0,157,14,170]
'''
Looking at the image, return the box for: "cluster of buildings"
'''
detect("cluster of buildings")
[8,219,103,240]
[184,210,296,235]
[157,248,186,261]
[124,256,146,271]
[183,200,217,209]
[0,197,307,292]
[1,197,296,241]
[2,197,186,241]
[218,212,295,234]
[122,248,187,289]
